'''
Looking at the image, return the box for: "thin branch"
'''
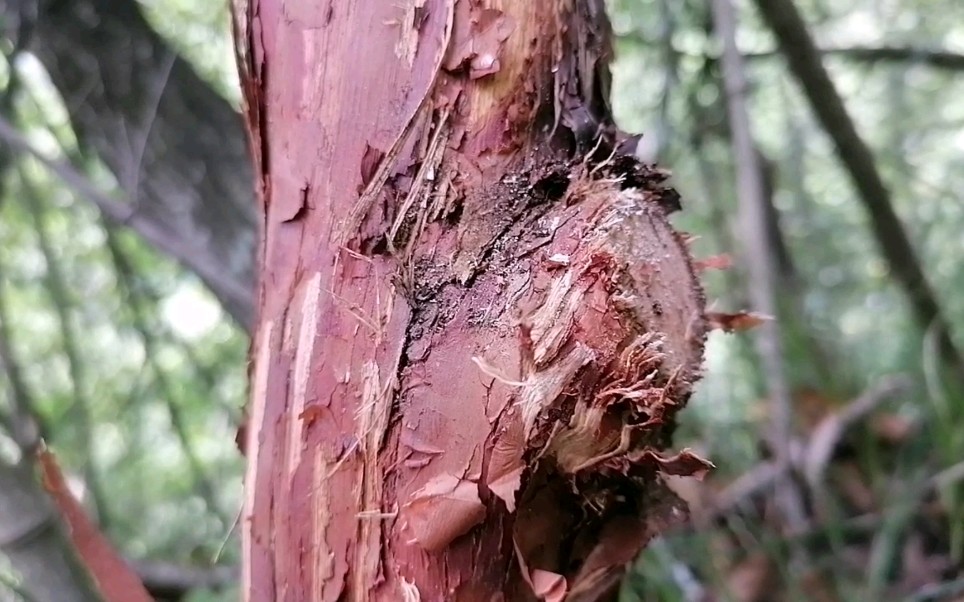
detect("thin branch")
[103,224,230,525]
[0,265,46,452]
[0,115,251,327]
[710,0,807,531]
[773,81,840,389]
[905,577,964,602]
[17,169,109,527]
[803,376,909,489]
[620,31,964,72]
[98,229,237,418]
[750,0,964,387]
[699,376,909,526]
[758,45,964,71]
[0,459,103,602]
[0,51,44,451]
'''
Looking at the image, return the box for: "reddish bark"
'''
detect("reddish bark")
[38,449,153,602]
[232,1,709,600]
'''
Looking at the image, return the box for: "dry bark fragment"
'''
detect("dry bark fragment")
[39,450,153,602]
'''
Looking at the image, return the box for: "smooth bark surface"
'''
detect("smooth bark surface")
[235,1,709,600]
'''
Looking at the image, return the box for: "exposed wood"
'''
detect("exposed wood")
[234,0,709,599]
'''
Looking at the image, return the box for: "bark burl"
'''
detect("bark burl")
[233,0,710,600]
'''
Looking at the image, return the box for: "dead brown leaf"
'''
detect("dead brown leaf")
[695,254,733,272]
[706,311,771,333]
[799,568,842,602]
[725,553,776,602]
[870,412,917,444]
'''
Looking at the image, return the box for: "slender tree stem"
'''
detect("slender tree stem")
[710,0,808,531]
[750,0,964,386]
[18,169,109,527]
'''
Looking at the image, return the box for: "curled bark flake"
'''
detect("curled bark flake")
[566,488,688,602]
[695,253,733,272]
[602,448,715,480]
[484,409,527,511]
[359,144,386,190]
[444,6,515,79]
[532,570,567,602]
[401,473,486,551]
[706,310,772,333]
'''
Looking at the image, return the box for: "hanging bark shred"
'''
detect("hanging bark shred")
[232,0,712,600]
[695,253,733,272]
[706,310,772,333]
[38,449,153,602]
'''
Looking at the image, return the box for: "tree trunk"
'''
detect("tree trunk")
[233,1,709,600]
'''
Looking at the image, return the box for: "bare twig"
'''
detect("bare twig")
[700,460,786,524]
[701,377,909,525]
[0,266,46,452]
[905,577,964,602]
[9,1,258,325]
[0,459,103,602]
[621,32,964,73]
[803,376,910,488]
[930,459,964,490]
[759,46,964,71]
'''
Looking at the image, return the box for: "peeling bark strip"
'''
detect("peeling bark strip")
[233,0,709,600]
[38,450,153,602]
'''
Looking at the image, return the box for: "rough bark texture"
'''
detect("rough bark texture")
[3,0,256,325]
[235,1,709,600]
